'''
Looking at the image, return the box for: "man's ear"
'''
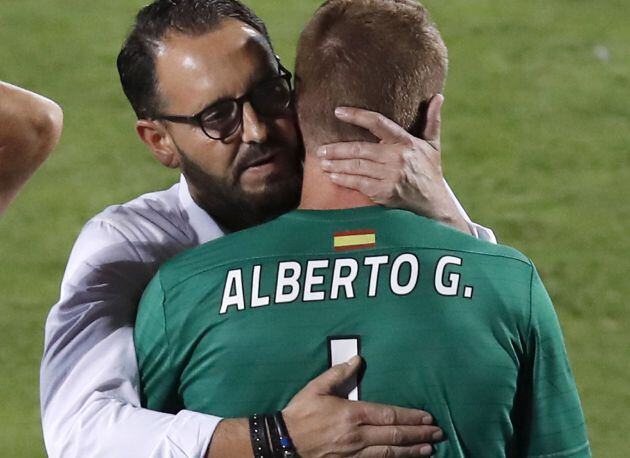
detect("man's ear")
[409,94,443,141]
[136,119,180,169]
[409,99,431,139]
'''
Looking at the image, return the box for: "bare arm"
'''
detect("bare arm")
[0,81,63,214]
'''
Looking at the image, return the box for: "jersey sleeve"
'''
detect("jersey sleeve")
[135,271,182,413]
[516,266,591,457]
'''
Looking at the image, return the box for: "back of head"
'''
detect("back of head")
[117,0,273,120]
[295,0,447,151]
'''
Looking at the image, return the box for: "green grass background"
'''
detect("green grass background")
[0,0,628,455]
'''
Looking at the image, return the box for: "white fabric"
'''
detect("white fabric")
[41,176,224,458]
[40,174,495,458]
[443,179,497,243]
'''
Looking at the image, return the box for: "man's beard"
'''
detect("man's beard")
[178,144,303,232]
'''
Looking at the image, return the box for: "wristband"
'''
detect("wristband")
[271,411,298,458]
[265,415,279,456]
[249,414,272,458]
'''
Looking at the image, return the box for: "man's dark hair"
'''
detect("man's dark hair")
[117,0,274,119]
[295,0,447,149]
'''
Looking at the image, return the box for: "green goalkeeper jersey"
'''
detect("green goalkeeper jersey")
[135,206,590,457]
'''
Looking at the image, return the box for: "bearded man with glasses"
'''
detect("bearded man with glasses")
[41,1,495,457]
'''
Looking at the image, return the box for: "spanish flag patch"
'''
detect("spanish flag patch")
[333,229,376,252]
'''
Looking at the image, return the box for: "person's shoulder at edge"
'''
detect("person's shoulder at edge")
[80,181,191,242]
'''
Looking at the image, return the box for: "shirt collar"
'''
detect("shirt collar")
[177,174,225,244]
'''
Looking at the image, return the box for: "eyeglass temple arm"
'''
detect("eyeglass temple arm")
[154,114,198,124]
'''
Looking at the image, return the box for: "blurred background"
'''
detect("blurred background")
[0,0,628,455]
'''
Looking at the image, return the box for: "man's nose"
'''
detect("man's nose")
[241,102,268,144]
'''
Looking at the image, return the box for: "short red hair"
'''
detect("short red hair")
[296,0,447,149]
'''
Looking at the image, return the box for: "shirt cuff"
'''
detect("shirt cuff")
[467,221,497,244]
[160,410,223,458]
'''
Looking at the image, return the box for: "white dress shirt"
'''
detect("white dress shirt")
[40,175,495,458]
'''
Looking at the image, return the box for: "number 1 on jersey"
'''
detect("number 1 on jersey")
[327,336,361,401]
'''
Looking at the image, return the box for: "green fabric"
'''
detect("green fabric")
[135,206,590,457]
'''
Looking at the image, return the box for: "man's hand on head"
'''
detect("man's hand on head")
[318,95,472,235]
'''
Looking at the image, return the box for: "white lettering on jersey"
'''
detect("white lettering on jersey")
[330,258,359,300]
[251,265,270,308]
[435,256,463,296]
[390,253,420,296]
[363,255,389,297]
[275,261,302,303]
[303,260,330,301]
[328,337,361,401]
[218,253,476,314]
[220,269,246,314]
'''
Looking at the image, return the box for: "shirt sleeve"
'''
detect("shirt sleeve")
[515,266,591,457]
[443,179,497,243]
[40,219,221,458]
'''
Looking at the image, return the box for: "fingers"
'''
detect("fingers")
[326,173,383,198]
[353,401,434,426]
[358,444,436,458]
[422,94,443,146]
[305,355,362,396]
[321,158,389,180]
[317,142,385,163]
[360,425,443,447]
[335,107,411,145]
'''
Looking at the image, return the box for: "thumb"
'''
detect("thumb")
[307,355,362,396]
[423,93,444,144]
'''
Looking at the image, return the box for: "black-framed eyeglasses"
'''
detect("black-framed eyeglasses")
[154,62,293,141]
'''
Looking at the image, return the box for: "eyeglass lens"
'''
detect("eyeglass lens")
[199,76,292,140]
